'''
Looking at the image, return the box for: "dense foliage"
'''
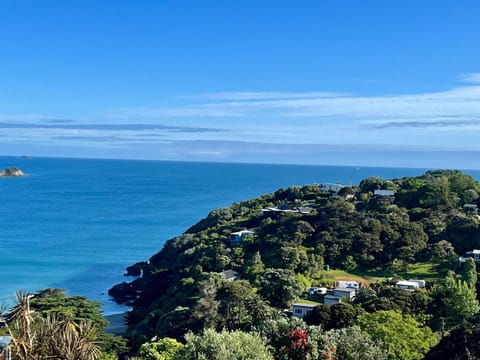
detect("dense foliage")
[51,169,479,359]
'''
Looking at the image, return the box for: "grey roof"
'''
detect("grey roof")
[222,269,239,279]
[292,303,317,308]
[374,189,395,196]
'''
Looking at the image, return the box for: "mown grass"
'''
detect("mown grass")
[311,260,453,287]
[353,260,451,283]
[293,298,323,305]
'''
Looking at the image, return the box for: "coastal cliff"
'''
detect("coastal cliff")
[0,166,25,177]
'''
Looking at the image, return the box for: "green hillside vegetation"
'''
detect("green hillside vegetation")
[105,170,480,359]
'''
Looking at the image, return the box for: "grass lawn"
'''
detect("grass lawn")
[313,261,452,286]
[353,261,450,283]
[293,298,323,305]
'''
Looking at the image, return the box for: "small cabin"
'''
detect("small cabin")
[229,230,255,246]
[292,303,317,318]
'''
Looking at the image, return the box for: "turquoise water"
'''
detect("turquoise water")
[0,157,478,314]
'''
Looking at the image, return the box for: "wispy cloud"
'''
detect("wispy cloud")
[0,122,222,133]
[1,73,479,153]
[373,118,480,129]
[459,72,480,84]
[108,76,480,127]
[182,91,350,101]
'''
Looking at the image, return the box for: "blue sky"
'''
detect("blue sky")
[0,1,479,167]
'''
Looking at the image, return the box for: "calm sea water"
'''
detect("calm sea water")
[0,157,479,314]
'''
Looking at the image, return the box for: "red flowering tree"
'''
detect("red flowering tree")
[286,327,312,360]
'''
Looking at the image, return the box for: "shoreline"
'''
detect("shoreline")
[104,312,128,335]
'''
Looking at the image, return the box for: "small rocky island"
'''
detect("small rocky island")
[0,166,25,177]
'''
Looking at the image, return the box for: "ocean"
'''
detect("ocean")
[0,156,479,314]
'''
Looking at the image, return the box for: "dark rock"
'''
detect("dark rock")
[124,261,148,277]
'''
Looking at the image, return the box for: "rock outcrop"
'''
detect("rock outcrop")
[0,166,25,177]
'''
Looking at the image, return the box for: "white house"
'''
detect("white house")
[408,279,426,288]
[292,303,317,318]
[396,280,420,291]
[229,230,255,246]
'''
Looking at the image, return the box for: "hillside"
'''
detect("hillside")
[109,169,480,353]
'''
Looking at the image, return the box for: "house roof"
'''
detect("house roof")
[292,303,318,308]
[464,204,478,208]
[374,189,395,196]
[222,269,239,280]
[230,230,255,236]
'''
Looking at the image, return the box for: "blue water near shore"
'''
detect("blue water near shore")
[0,156,479,314]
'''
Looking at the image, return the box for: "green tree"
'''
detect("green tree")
[3,292,102,360]
[137,338,183,360]
[31,288,108,329]
[322,326,388,360]
[461,257,478,288]
[444,269,479,325]
[176,328,271,360]
[356,310,438,360]
[258,268,303,308]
